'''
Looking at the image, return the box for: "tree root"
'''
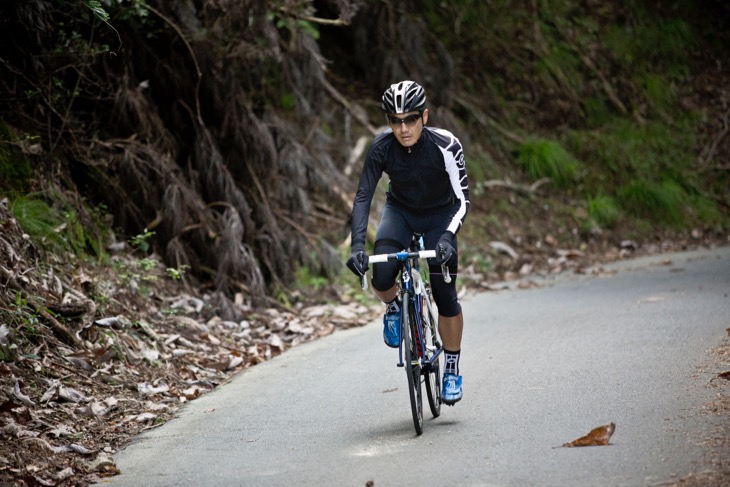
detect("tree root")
[0,264,80,347]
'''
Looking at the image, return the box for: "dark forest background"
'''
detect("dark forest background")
[1,0,729,311]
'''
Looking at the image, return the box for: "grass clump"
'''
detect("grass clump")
[586,195,621,229]
[295,264,328,291]
[11,197,80,258]
[618,179,687,226]
[517,138,579,188]
[10,192,108,260]
[604,15,692,80]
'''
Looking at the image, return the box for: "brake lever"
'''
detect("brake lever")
[360,272,368,290]
[441,264,451,283]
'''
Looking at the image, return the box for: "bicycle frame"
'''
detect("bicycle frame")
[367,237,443,369]
[399,252,440,369]
[410,263,443,368]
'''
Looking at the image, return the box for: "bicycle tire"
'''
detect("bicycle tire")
[402,295,423,435]
[422,291,442,418]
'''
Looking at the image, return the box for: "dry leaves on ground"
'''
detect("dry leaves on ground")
[560,422,616,448]
[0,292,381,486]
[0,200,382,486]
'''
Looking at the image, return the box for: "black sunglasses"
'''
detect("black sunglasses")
[387,113,422,128]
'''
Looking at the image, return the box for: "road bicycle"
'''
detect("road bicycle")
[360,234,450,435]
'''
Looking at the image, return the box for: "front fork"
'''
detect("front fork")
[397,289,412,368]
[397,273,428,369]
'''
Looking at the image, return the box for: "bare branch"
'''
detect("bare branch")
[452,94,525,144]
[322,78,379,136]
[482,177,551,195]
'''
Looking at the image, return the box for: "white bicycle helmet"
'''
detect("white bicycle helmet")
[381,80,427,114]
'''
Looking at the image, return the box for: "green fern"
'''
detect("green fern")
[86,1,110,23]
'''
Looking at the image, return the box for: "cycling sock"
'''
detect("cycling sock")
[444,349,460,376]
[385,298,400,315]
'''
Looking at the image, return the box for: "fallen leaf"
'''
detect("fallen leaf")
[40,382,60,403]
[135,412,156,422]
[4,418,38,438]
[104,396,119,408]
[0,324,10,344]
[620,240,638,250]
[490,241,519,259]
[718,371,730,380]
[65,355,93,371]
[75,402,109,417]
[269,334,284,349]
[94,316,132,328]
[181,386,201,400]
[58,385,88,403]
[84,455,118,475]
[561,422,615,447]
[137,382,170,395]
[29,473,54,487]
[68,443,94,455]
[13,379,36,406]
[227,355,244,370]
[140,348,160,362]
[48,425,75,438]
[287,322,303,333]
[0,362,11,377]
[53,467,75,481]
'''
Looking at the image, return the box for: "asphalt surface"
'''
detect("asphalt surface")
[104,246,730,486]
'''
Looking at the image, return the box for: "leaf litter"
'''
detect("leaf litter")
[0,199,380,485]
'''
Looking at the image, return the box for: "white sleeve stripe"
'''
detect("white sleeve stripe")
[439,142,469,235]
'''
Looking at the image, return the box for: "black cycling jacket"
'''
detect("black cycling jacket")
[350,126,470,252]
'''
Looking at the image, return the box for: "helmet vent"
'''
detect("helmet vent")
[381,80,426,114]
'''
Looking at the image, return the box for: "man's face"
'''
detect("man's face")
[387,109,428,148]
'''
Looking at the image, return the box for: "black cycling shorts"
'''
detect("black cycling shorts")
[371,201,461,317]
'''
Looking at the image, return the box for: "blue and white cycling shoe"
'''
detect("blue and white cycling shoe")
[442,373,463,405]
[383,311,400,348]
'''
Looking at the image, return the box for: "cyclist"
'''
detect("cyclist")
[346,80,470,405]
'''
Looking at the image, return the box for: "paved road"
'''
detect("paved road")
[107,247,730,486]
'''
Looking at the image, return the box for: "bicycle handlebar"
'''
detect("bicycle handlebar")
[359,250,451,289]
[368,250,436,263]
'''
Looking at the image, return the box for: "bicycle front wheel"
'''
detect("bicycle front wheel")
[401,296,423,435]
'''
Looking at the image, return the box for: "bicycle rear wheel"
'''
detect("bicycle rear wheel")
[401,295,423,435]
[422,293,442,418]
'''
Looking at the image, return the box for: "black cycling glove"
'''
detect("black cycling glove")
[346,250,369,277]
[434,232,456,265]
